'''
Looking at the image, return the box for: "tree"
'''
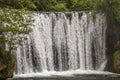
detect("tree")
[68,0,93,11]
[0,0,35,52]
[0,0,36,10]
[0,9,34,51]
[34,0,57,11]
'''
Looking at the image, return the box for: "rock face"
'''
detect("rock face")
[113,50,120,73]
[106,24,120,73]
[0,47,15,79]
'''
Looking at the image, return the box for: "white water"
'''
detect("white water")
[14,70,118,78]
[14,12,107,77]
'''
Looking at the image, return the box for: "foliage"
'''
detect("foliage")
[34,0,57,11]
[52,3,69,11]
[33,0,93,11]
[0,0,36,10]
[0,8,33,51]
[69,0,93,11]
[0,0,35,51]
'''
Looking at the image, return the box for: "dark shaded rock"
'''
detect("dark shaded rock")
[113,50,120,73]
[105,24,120,73]
[0,47,15,79]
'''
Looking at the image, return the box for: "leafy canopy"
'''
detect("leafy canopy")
[0,0,35,51]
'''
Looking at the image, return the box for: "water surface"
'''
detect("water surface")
[14,73,120,80]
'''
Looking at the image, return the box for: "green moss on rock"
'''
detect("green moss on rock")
[0,47,15,79]
[113,50,120,73]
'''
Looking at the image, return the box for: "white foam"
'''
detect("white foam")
[14,70,119,78]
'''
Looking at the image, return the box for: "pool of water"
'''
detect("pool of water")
[13,76,120,80]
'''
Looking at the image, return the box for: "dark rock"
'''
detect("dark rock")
[113,50,120,73]
[0,47,15,79]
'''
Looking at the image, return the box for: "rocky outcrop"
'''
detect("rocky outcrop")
[106,25,120,73]
[113,50,120,73]
[0,47,15,79]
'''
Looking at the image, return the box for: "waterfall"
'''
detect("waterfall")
[14,12,107,75]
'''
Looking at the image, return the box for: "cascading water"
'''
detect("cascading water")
[14,12,107,77]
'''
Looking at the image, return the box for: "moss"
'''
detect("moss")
[113,50,120,73]
[0,47,15,79]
